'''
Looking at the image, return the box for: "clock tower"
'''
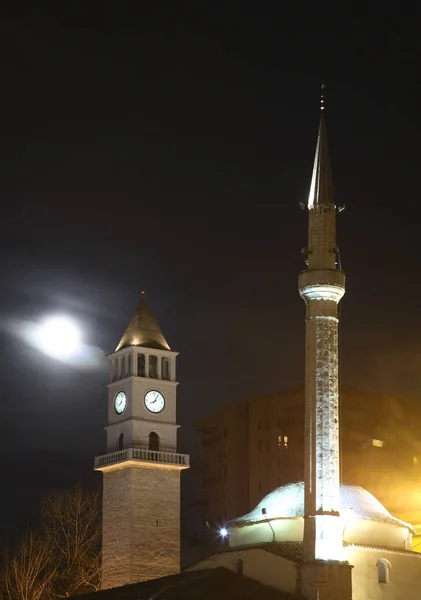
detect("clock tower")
[95,294,189,590]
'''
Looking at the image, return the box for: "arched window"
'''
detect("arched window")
[234,556,244,575]
[112,359,118,381]
[118,433,124,451]
[137,354,145,377]
[149,432,160,451]
[162,357,170,380]
[149,355,158,378]
[377,559,391,584]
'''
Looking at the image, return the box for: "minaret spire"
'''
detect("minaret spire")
[297,89,351,599]
[307,85,334,209]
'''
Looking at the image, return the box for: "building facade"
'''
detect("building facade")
[196,401,250,530]
[196,388,421,535]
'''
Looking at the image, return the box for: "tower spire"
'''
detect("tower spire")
[320,83,326,112]
[115,294,170,352]
[298,88,347,581]
[307,85,334,209]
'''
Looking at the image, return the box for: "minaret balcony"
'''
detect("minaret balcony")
[94,447,190,471]
[299,268,345,302]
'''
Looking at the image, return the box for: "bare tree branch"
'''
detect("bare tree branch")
[41,484,101,598]
[0,531,56,600]
[0,484,101,599]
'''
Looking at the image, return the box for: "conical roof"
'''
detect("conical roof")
[307,97,335,208]
[115,295,170,352]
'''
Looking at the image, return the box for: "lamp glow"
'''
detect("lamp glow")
[219,527,228,538]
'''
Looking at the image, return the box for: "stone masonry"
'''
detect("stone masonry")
[101,465,181,590]
[299,205,345,564]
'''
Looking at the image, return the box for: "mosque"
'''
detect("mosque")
[76,93,421,599]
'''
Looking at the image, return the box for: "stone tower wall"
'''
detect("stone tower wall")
[101,465,181,589]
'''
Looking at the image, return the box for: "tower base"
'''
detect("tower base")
[100,463,182,590]
[296,560,353,600]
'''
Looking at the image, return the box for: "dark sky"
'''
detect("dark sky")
[0,4,421,541]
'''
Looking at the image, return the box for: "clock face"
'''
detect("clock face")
[114,391,127,415]
[144,390,165,413]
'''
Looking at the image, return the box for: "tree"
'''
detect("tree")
[0,484,101,599]
[41,484,101,598]
[0,531,56,600]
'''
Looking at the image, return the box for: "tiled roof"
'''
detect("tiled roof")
[210,541,302,562]
[71,567,295,600]
[258,541,302,561]
[345,543,421,557]
[222,541,421,561]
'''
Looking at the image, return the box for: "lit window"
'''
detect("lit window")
[372,439,384,448]
[277,435,289,449]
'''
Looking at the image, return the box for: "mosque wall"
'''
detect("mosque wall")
[229,516,411,552]
[346,546,421,600]
[189,545,421,600]
[344,519,412,550]
[229,518,303,547]
[187,548,297,595]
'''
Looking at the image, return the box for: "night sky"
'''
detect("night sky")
[0,5,421,542]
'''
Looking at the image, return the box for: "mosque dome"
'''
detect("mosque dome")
[230,482,412,530]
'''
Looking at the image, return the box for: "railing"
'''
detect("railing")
[94,447,189,469]
[131,443,177,453]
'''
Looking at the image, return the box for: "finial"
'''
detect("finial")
[320,84,326,113]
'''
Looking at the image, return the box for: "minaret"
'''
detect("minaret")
[297,88,352,599]
[95,294,189,589]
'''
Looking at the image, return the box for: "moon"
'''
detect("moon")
[36,315,82,359]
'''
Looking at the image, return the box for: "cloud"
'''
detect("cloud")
[0,316,107,372]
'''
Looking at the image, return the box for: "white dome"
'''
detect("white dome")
[230,482,412,530]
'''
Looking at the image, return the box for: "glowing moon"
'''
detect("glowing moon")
[36,316,82,359]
